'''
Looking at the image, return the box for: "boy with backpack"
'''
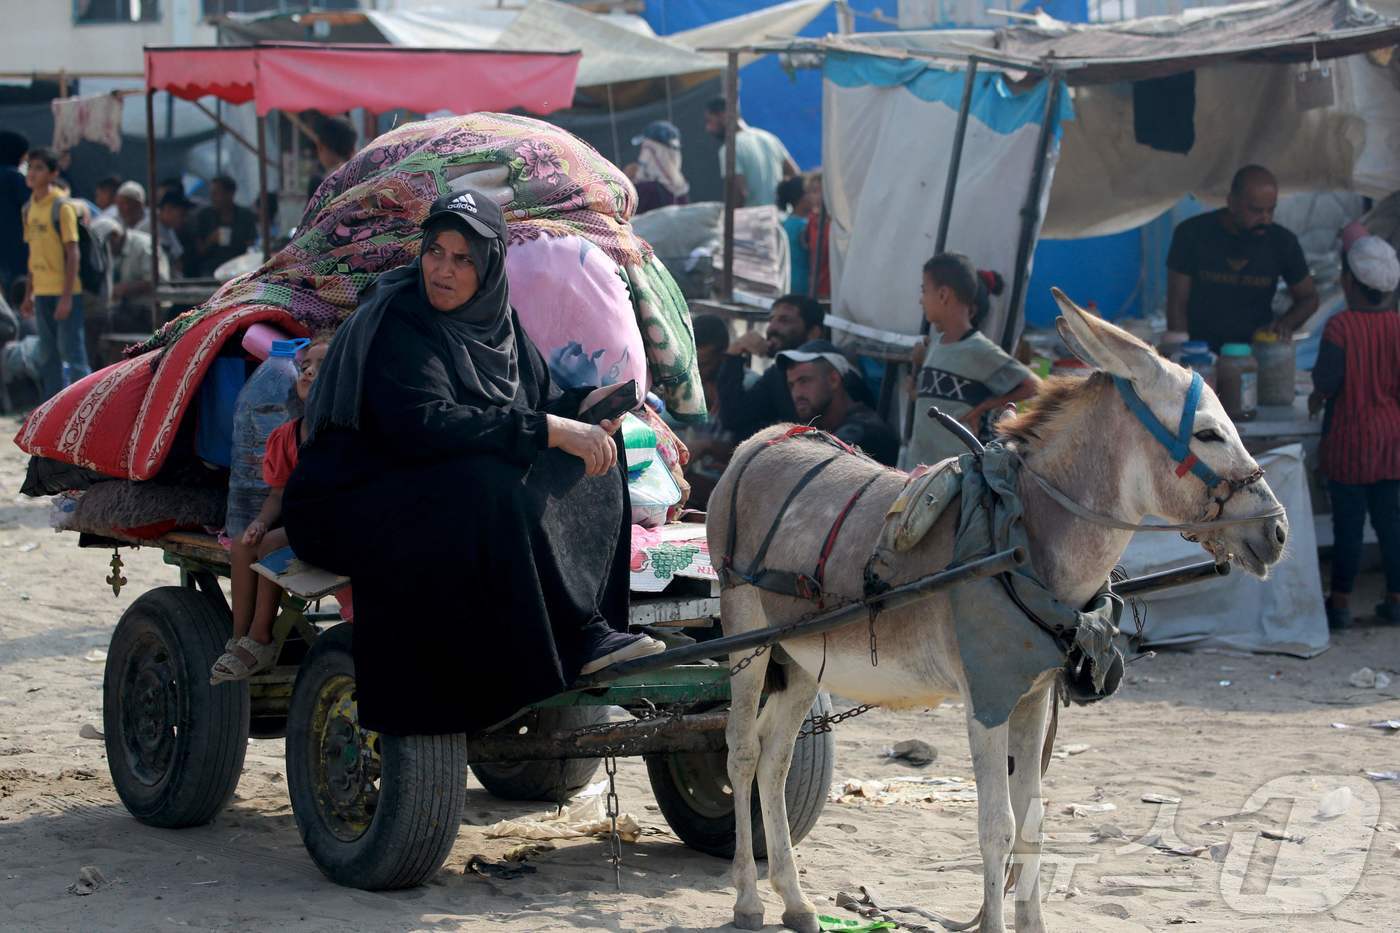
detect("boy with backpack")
[20,147,99,401]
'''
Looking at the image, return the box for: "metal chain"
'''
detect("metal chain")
[798,702,879,739]
[868,610,879,666]
[727,642,770,677]
[604,754,622,890]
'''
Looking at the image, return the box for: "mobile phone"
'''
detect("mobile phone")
[580,379,639,424]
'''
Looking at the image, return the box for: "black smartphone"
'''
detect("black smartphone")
[579,379,639,425]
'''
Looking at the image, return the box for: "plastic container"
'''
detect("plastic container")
[1158,330,1190,361]
[1252,329,1296,408]
[225,338,308,538]
[241,322,292,361]
[1216,343,1258,421]
[1180,351,1217,391]
[1174,340,1211,363]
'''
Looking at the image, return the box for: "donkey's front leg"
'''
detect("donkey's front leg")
[967,713,1015,933]
[753,664,821,933]
[1008,688,1053,933]
[724,588,771,931]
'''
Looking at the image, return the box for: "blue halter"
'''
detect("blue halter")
[1113,372,1224,489]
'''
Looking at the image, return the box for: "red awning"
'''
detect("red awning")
[144,42,581,116]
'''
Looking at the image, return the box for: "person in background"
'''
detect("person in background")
[307,115,357,201]
[93,175,121,220]
[716,294,825,441]
[1310,235,1400,630]
[625,120,689,215]
[804,170,830,299]
[92,215,168,333]
[0,131,30,292]
[141,189,193,278]
[777,175,812,296]
[778,340,900,466]
[189,175,257,277]
[156,176,184,206]
[114,181,147,231]
[677,313,738,509]
[1166,164,1319,350]
[907,254,1039,467]
[20,147,88,401]
[703,96,798,208]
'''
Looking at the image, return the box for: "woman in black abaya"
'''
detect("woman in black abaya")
[283,191,663,736]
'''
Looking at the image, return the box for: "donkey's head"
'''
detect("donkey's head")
[1048,288,1288,577]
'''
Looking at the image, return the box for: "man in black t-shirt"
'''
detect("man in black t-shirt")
[1166,165,1318,350]
[778,340,900,466]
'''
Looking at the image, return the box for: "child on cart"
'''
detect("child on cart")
[212,333,339,684]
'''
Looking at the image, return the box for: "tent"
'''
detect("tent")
[807,0,1400,352]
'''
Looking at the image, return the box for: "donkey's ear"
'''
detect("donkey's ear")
[1051,287,1159,384]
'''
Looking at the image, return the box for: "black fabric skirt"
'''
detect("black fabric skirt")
[284,432,630,736]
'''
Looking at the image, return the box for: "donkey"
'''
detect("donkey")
[707,292,1289,933]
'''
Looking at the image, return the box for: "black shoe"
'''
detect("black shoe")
[579,631,666,675]
[1375,602,1400,625]
[1327,603,1353,630]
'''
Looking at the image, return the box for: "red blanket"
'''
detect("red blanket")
[15,306,301,480]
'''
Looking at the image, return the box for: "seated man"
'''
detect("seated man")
[717,294,873,442]
[91,216,169,333]
[778,340,900,467]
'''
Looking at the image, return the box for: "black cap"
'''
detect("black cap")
[775,339,854,376]
[422,189,505,241]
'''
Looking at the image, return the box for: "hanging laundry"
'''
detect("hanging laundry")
[51,93,124,154]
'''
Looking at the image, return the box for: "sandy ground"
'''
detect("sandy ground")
[2,412,1399,932]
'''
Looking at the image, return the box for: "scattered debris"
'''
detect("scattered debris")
[16,542,37,553]
[67,866,106,896]
[1261,829,1305,844]
[880,739,937,766]
[830,776,977,806]
[1317,786,1353,819]
[466,855,536,881]
[1142,793,1181,805]
[1142,835,1212,858]
[1167,918,1200,925]
[1370,720,1400,732]
[1331,722,1350,729]
[81,649,106,663]
[1052,743,1092,759]
[1364,771,1399,782]
[483,797,641,843]
[1348,667,1392,689]
[1375,822,1398,833]
[58,768,97,781]
[502,842,555,863]
[77,724,103,741]
[1091,823,1125,842]
[1208,842,1230,862]
[1218,680,1232,687]
[1064,802,1117,818]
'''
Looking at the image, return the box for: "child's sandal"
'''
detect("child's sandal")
[210,636,278,685]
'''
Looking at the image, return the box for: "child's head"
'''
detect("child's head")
[921,253,979,330]
[295,331,333,401]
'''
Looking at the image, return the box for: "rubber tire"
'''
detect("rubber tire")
[286,624,468,890]
[470,706,608,802]
[102,586,249,828]
[645,691,836,859]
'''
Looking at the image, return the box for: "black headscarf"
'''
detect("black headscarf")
[304,214,520,444]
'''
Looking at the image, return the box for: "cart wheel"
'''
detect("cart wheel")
[285,624,468,890]
[102,586,249,828]
[645,692,836,859]
[470,707,607,802]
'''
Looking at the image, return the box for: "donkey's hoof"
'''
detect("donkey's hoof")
[780,910,820,933]
[733,909,765,930]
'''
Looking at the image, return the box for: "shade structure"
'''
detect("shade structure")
[144,42,581,116]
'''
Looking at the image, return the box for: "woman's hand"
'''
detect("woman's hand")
[548,415,619,477]
[241,519,267,548]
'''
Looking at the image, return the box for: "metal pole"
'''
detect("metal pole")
[577,546,1026,686]
[1114,560,1229,597]
[257,115,270,264]
[467,710,729,763]
[721,50,739,303]
[146,89,160,331]
[1003,73,1063,353]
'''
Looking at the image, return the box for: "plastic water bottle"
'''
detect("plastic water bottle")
[225,338,307,539]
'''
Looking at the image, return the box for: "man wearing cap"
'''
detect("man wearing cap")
[93,215,169,332]
[778,340,900,466]
[114,180,147,231]
[625,120,689,216]
[1311,235,1400,630]
[1166,164,1319,350]
[140,189,194,278]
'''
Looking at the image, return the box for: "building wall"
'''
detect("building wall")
[0,0,212,75]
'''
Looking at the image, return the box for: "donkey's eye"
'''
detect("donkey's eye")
[1193,429,1225,443]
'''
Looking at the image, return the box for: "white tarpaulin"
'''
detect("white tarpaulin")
[1118,444,1329,657]
[1045,55,1400,238]
[822,51,1070,348]
[672,0,833,68]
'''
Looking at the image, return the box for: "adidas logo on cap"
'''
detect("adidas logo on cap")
[449,192,479,214]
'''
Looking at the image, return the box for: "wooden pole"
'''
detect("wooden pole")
[257,115,270,263]
[721,50,739,303]
[146,89,160,331]
[1003,73,1063,353]
[191,100,274,169]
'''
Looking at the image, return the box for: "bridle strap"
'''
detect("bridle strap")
[1113,373,1225,489]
